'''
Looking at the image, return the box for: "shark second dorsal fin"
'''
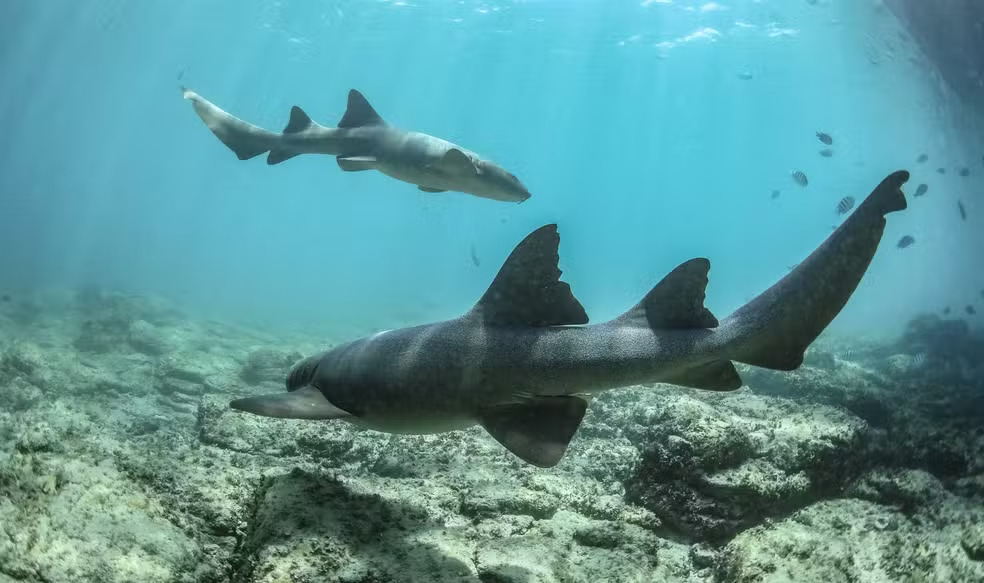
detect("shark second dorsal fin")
[283,106,314,134]
[338,90,385,128]
[614,258,719,330]
[469,224,588,327]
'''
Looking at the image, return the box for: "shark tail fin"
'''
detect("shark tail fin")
[182,87,278,160]
[720,171,909,370]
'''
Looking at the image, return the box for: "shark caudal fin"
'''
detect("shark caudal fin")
[720,170,909,370]
[182,87,279,160]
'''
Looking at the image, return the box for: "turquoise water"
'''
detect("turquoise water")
[1,0,981,339]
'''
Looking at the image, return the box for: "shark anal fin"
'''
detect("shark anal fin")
[469,224,588,327]
[418,186,447,193]
[267,149,300,165]
[480,396,588,468]
[283,106,314,134]
[663,360,743,391]
[230,385,351,420]
[338,90,386,128]
[437,148,478,176]
[337,155,377,171]
[614,258,718,330]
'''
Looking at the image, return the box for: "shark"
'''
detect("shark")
[231,171,910,467]
[182,87,532,203]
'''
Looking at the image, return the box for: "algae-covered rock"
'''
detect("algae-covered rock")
[240,348,302,385]
[128,319,178,356]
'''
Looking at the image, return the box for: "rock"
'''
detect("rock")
[128,319,176,356]
[461,485,560,520]
[240,348,302,385]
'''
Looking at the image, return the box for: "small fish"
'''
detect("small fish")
[737,71,754,81]
[943,306,951,315]
[819,149,834,158]
[836,196,855,215]
[897,235,915,248]
[816,132,833,145]
[959,167,970,177]
[936,167,946,174]
[0,294,9,302]
[771,189,781,200]
[958,201,967,220]
[791,170,809,187]
[916,153,928,163]
[913,183,928,197]
[967,305,977,316]
[470,244,481,267]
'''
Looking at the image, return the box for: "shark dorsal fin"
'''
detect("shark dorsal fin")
[338,90,385,128]
[614,258,719,330]
[283,106,314,134]
[470,224,588,327]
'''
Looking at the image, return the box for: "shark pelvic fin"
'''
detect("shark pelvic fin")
[418,186,447,193]
[469,224,588,327]
[230,385,352,420]
[283,106,314,134]
[338,90,386,128]
[662,360,743,391]
[480,396,588,468]
[613,258,719,330]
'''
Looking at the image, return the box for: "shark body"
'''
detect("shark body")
[232,171,910,467]
[182,87,532,203]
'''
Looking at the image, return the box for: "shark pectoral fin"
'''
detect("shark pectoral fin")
[418,186,447,193]
[230,385,352,420]
[468,224,588,327]
[337,155,378,172]
[613,258,718,330]
[438,148,479,176]
[267,150,300,165]
[338,90,386,128]
[662,361,743,391]
[480,396,588,468]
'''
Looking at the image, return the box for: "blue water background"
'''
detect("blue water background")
[1,0,981,341]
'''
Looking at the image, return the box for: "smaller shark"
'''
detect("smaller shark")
[231,171,910,467]
[182,87,532,203]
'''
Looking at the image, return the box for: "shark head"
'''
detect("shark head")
[474,159,532,203]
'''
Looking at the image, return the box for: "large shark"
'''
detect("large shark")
[231,171,910,467]
[182,87,532,203]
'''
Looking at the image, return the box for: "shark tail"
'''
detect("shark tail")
[182,87,279,160]
[719,170,909,370]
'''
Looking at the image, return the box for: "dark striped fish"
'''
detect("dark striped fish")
[958,200,967,220]
[897,235,915,248]
[816,131,833,145]
[959,167,970,177]
[917,153,928,163]
[819,148,834,158]
[937,167,946,174]
[967,305,977,315]
[791,170,808,187]
[914,183,928,197]
[835,196,856,215]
